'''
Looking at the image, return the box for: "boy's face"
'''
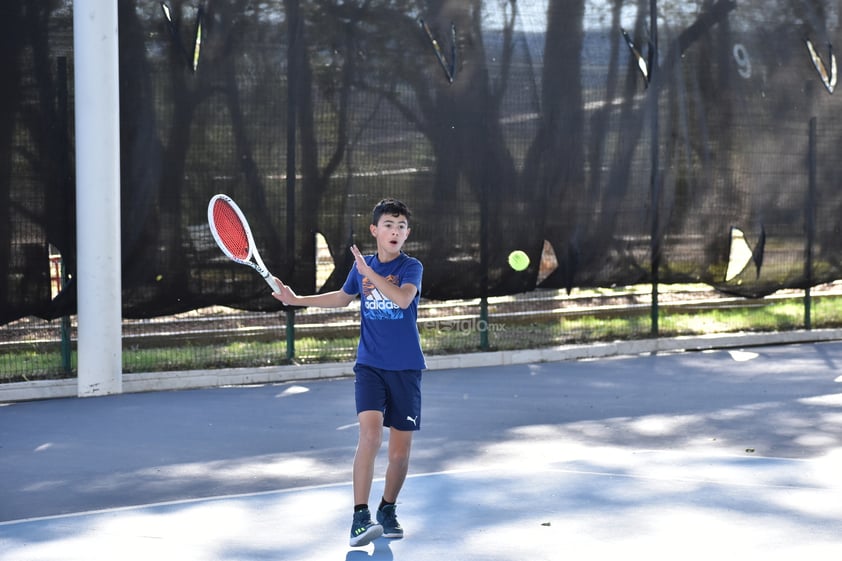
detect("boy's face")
[370,213,410,258]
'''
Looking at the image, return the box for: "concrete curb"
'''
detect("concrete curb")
[3,328,842,402]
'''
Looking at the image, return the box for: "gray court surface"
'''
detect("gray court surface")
[2,342,842,560]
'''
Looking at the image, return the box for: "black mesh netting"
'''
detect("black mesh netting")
[3,0,842,325]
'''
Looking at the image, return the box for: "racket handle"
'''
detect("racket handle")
[264,274,282,293]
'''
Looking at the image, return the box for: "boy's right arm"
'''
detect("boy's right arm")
[271,277,355,308]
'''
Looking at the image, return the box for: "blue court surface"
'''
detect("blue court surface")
[2,342,842,560]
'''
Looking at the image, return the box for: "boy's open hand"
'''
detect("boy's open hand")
[350,244,372,276]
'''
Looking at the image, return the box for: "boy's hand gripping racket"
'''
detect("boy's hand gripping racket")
[207,194,282,293]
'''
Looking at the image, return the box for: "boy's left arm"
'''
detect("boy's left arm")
[350,245,418,309]
[367,272,418,309]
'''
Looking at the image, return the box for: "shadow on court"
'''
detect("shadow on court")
[1,342,842,560]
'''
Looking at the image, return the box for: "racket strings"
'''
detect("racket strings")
[213,201,251,260]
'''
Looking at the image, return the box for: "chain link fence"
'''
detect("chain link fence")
[4,282,842,383]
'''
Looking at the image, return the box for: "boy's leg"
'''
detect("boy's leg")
[349,410,384,547]
[382,427,413,503]
[353,410,384,505]
[377,428,413,539]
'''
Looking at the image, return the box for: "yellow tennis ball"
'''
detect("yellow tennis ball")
[155,274,163,282]
[508,250,530,271]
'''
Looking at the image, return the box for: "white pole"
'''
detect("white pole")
[73,0,122,397]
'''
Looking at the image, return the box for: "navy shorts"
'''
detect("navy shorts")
[354,363,422,431]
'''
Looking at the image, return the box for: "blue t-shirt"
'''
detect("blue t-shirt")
[342,252,426,371]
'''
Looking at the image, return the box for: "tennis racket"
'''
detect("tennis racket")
[207,194,281,292]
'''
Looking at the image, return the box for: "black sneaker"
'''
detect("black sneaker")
[349,508,383,547]
[376,504,404,539]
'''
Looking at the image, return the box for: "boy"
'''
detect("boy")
[272,198,425,547]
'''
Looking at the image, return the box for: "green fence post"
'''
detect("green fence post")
[649,0,660,338]
[479,296,489,351]
[805,288,812,330]
[805,116,816,330]
[286,309,295,360]
[60,257,71,374]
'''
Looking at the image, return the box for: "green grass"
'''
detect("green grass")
[122,336,359,373]
[0,348,75,382]
[4,294,842,382]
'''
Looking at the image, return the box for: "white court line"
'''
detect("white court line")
[0,465,497,527]
[2,449,832,527]
[536,465,825,491]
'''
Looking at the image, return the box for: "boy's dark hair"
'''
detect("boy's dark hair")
[371,198,411,225]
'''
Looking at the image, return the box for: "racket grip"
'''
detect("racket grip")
[264,274,282,293]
